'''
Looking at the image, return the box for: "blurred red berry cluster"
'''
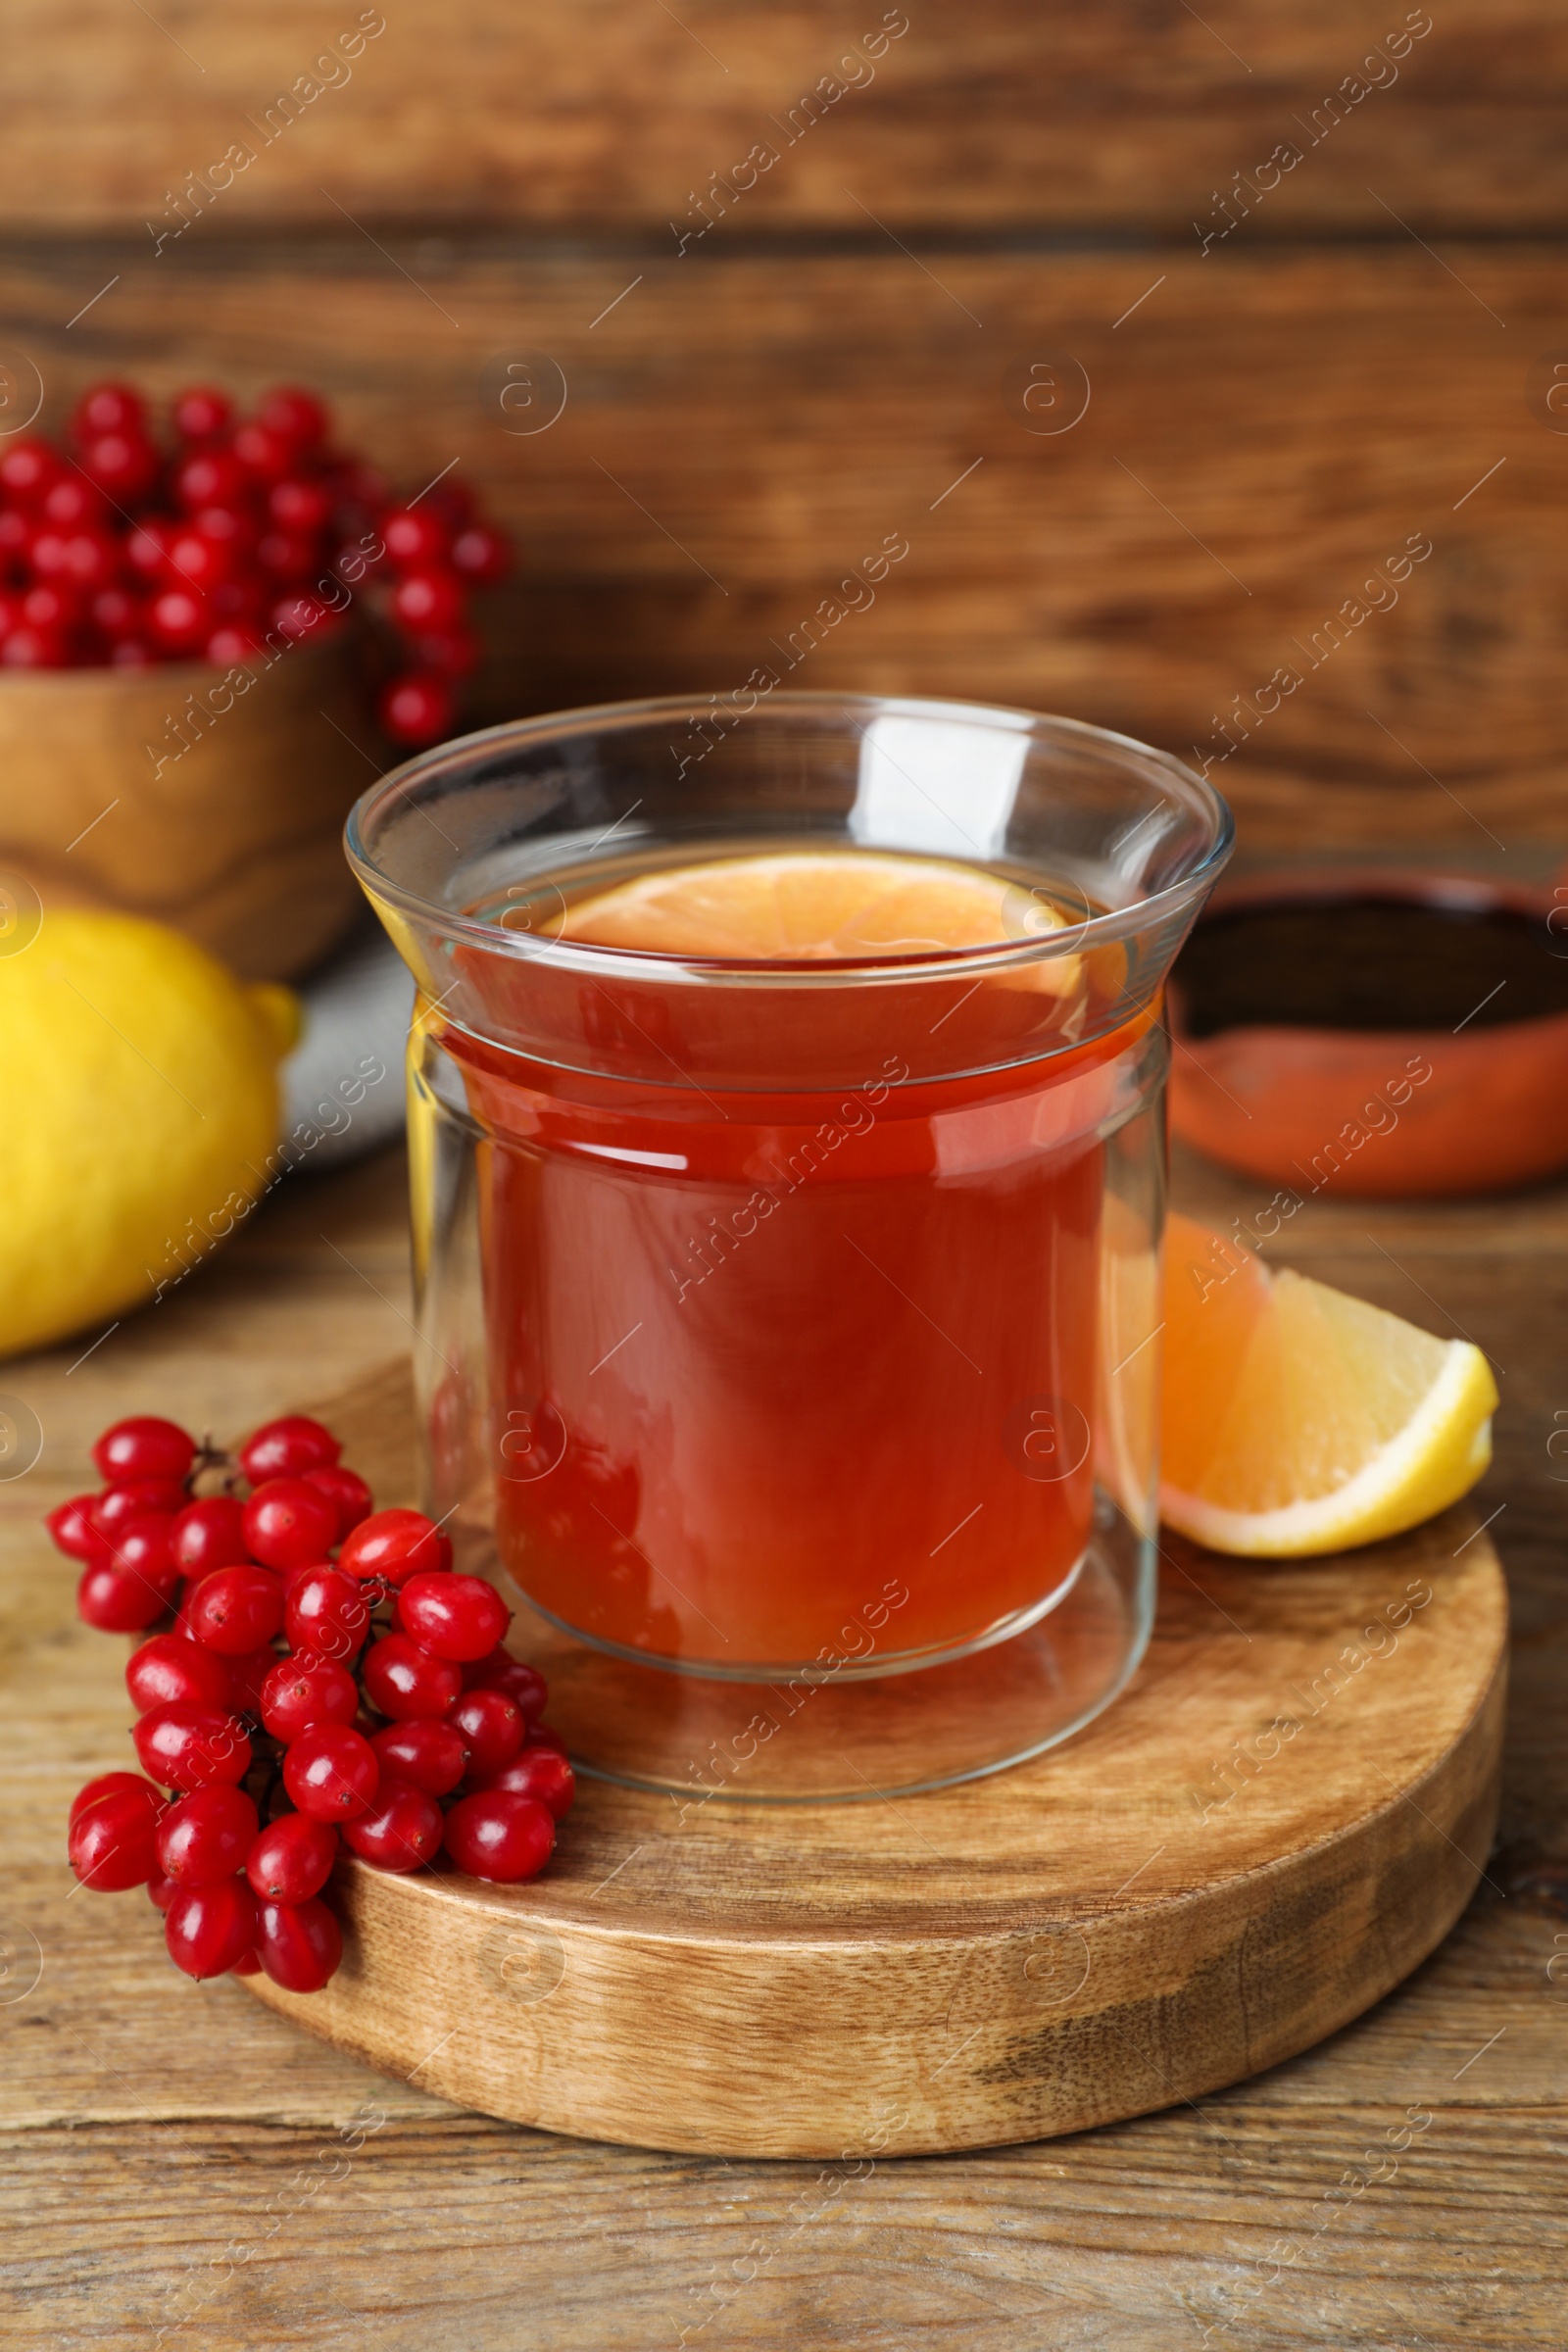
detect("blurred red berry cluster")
[57,1410,570,1992]
[0,379,513,745]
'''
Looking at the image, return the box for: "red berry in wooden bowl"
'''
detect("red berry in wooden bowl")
[126,1634,236,1715]
[396,1571,508,1663]
[166,1876,258,1980]
[369,1718,467,1796]
[171,384,232,439]
[282,1724,378,1821]
[243,1477,338,1573]
[157,1785,258,1887]
[257,1894,342,1991]
[441,1790,555,1884]
[343,1782,443,1873]
[91,1416,196,1486]
[247,1814,338,1904]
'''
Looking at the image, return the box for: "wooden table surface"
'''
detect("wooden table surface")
[7,1138,1564,2350]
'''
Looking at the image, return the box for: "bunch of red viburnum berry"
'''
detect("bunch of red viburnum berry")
[52,1413,572,1992]
[0,377,512,743]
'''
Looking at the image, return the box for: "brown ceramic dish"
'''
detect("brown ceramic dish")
[1167,869,1568,1199]
[0,633,371,982]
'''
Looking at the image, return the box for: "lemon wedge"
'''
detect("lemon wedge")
[1159,1211,1497,1556]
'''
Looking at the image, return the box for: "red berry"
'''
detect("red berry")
[124,518,172,580]
[126,1634,235,1715]
[243,1476,339,1572]
[234,421,294,481]
[172,447,247,512]
[257,1894,342,1991]
[69,1788,164,1889]
[90,1479,183,1539]
[79,431,158,502]
[343,1781,442,1872]
[270,589,338,643]
[108,635,155,668]
[260,1655,359,1742]
[186,1564,285,1654]
[93,1416,196,1486]
[0,437,60,504]
[205,623,266,666]
[448,1688,525,1775]
[46,1494,103,1560]
[191,503,258,562]
[169,1495,249,1578]
[526,1721,568,1756]
[378,670,453,745]
[77,1552,177,1633]
[339,1507,451,1589]
[133,1702,252,1791]
[380,505,447,567]
[283,1724,378,1820]
[41,475,107,531]
[157,1784,259,1886]
[361,1631,460,1722]
[166,525,234,593]
[33,527,116,590]
[166,1876,258,1979]
[450,522,512,586]
[88,583,139,639]
[69,1772,164,1832]
[172,385,233,440]
[463,1649,547,1722]
[284,1566,370,1665]
[72,381,146,441]
[1,623,68,668]
[303,1463,373,1542]
[397,1572,509,1663]
[469,1745,575,1821]
[389,566,464,635]
[268,477,331,535]
[247,1814,338,1903]
[257,386,329,448]
[442,1790,555,1884]
[148,584,210,654]
[369,1718,466,1796]
[233,1946,262,1975]
[239,1415,341,1485]
[147,1872,179,1913]
[258,528,317,581]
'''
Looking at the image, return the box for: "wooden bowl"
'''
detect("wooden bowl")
[0,634,373,982]
[1168,870,1568,1199]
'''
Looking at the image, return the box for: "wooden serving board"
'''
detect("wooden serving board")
[245,1363,1506,2160]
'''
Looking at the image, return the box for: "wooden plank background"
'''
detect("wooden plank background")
[3,1,1563,853]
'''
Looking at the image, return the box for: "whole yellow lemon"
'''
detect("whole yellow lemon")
[0,911,299,1357]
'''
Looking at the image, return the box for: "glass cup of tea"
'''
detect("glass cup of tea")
[347,693,1232,1798]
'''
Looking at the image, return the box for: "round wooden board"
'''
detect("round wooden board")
[245,1362,1506,2159]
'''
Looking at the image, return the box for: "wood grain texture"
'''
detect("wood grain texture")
[3,244,1561,852]
[3,1,1565,234]
[4,1141,1564,2347]
[0,633,370,981]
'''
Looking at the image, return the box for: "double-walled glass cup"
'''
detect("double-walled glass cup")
[347,694,1232,1798]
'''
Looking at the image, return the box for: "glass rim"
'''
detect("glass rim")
[344,690,1235,987]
